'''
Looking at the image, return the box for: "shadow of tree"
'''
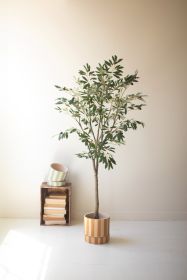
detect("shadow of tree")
[109,236,136,246]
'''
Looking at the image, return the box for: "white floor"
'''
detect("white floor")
[0,219,186,280]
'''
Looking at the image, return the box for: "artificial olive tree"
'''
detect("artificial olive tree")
[55,55,146,219]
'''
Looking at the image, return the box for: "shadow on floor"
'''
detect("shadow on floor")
[109,236,136,246]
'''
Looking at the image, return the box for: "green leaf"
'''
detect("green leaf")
[79,70,86,75]
[54,55,146,170]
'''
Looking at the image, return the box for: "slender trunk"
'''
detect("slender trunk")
[94,166,99,219]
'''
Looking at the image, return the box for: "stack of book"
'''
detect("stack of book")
[43,194,67,225]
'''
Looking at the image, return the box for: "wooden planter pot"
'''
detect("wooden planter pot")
[84,213,110,244]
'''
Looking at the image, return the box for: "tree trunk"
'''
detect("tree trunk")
[94,167,99,219]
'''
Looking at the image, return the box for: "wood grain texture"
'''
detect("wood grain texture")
[84,213,110,244]
[85,235,110,244]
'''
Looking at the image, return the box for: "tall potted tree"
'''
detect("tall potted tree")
[55,55,146,244]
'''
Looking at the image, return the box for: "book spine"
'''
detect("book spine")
[44,210,66,215]
[44,203,66,208]
[43,215,66,221]
[49,195,66,199]
[45,198,66,204]
[45,220,66,225]
[44,207,66,211]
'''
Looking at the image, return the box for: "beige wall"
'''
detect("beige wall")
[0,0,186,219]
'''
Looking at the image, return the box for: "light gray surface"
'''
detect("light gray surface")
[0,219,187,280]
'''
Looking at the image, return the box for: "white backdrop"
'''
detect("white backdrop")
[0,0,187,220]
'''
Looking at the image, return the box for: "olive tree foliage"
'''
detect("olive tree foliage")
[55,55,146,218]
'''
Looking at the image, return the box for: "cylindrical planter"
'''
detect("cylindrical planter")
[84,213,110,244]
[47,163,68,184]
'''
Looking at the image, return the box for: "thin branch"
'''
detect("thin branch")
[109,87,126,133]
[89,116,97,143]
[75,118,95,165]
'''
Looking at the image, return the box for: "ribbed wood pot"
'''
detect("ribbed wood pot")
[84,213,110,244]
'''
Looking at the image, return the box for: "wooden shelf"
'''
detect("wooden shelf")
[40,182,71,226]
